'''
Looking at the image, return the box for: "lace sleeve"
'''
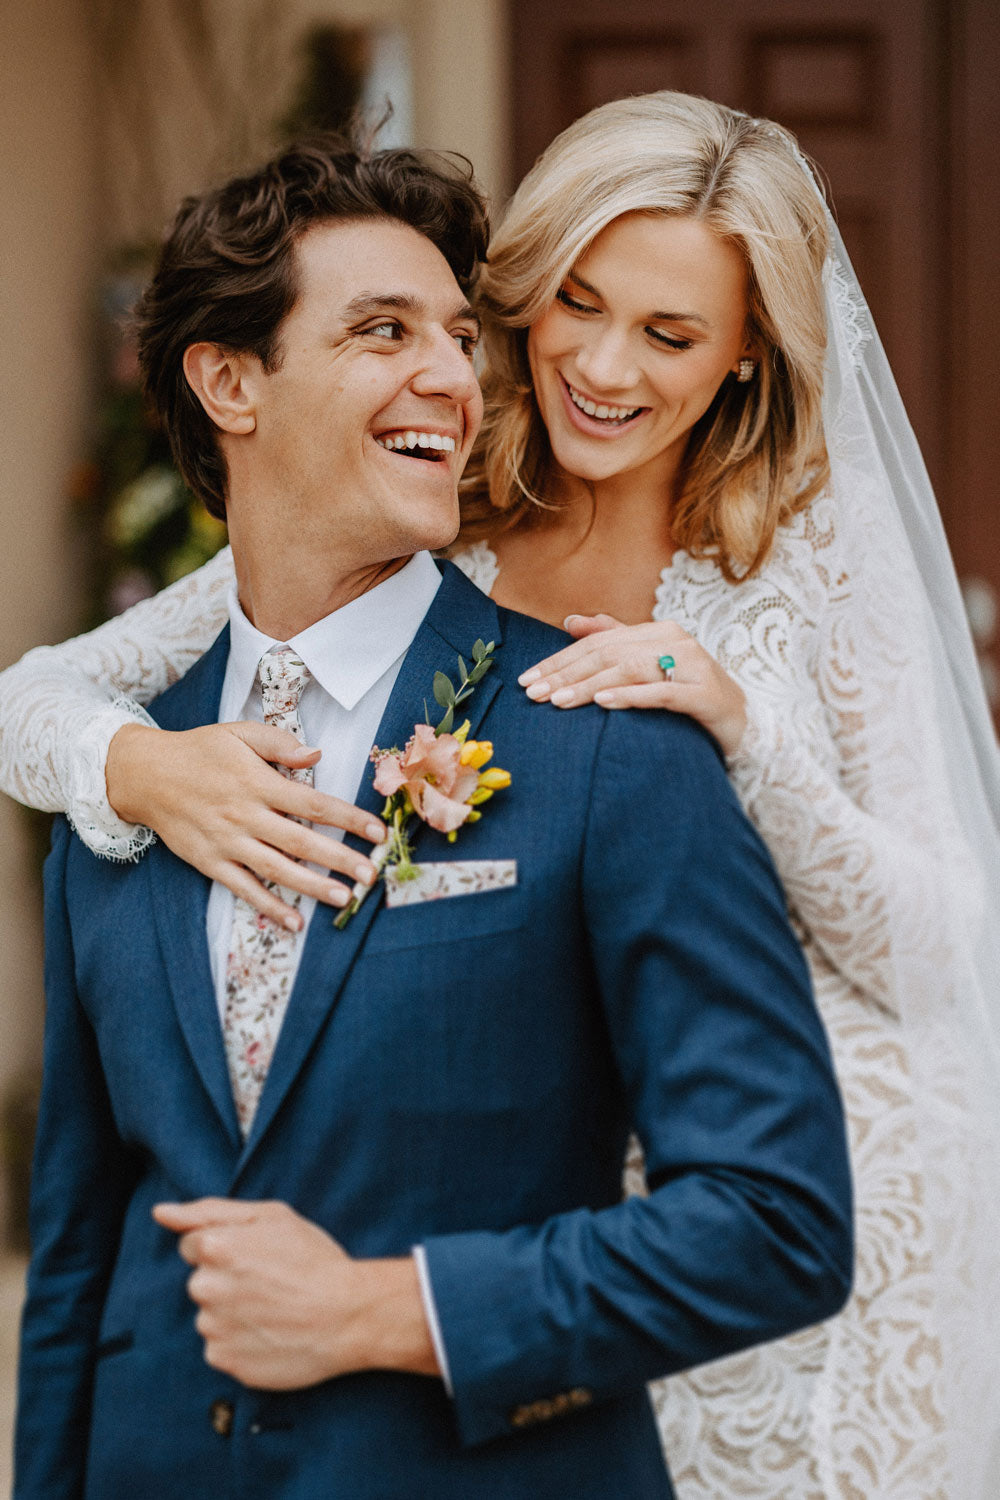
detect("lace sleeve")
[717,515,954,1013]
[0,546,235,860]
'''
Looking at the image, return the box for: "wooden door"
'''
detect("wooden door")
[508,0,1000,717]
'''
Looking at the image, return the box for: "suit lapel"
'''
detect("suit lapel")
[146,627,242,1148]
[237,564,505,1164]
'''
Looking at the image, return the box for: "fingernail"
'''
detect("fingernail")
[550,688,573,706]
[518,668,541,686]
[302,745,321,756]
[329,886,350,908]
[525,681,550,700]
[284,912,303,932]
[594,691,613,705]
[355,862,377,885]
[563,615,582,627]
[366,822,387,843]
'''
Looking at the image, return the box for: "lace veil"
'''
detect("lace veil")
[808,172,1000,1493]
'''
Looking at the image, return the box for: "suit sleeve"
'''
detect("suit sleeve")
[14,820,139,1499]
[421,708,853,1448]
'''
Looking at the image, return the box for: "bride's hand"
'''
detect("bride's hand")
[106,722,387,930]
[517,613,748,756]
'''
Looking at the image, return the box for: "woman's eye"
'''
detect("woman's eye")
[647,328,694,351]
[454,330,479,357]
[556,288,598,315]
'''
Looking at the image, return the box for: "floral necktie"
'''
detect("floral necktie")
[222,644,313,1137]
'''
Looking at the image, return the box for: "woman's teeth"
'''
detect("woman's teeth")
[567,384,641,423]
[376,431,456,455]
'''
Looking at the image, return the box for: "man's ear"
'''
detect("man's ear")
[183,343,258,434]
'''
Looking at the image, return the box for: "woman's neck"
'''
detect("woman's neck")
[490,464,679,627]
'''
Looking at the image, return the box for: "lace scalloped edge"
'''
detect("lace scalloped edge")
[64,696,159,862]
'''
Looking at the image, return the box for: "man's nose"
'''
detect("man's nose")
[411,329,481,404]
[574,328,638,393]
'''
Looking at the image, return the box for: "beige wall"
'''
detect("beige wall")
[0,0,104,1229]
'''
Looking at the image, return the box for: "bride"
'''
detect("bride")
[3,92,1000,1497]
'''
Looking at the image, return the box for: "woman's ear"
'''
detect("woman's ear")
[183,343,257,434]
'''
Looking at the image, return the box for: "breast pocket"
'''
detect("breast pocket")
[364,878,525,954]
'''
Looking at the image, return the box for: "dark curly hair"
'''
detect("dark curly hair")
[136,134,490,518]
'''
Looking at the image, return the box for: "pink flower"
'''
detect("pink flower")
[373,724,480,834]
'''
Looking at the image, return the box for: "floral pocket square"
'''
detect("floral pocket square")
[383,859,517,908]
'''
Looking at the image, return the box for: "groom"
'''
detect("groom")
[16,137,852,1498]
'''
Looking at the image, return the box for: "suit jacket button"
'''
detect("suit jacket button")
[209,1399,235,1438]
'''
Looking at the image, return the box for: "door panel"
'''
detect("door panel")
[508,0,1000,718]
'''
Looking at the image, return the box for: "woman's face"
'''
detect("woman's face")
[527,212,753,493]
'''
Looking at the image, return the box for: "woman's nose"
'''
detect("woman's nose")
[574,328,638,393]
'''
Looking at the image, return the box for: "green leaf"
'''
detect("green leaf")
[435,705,455,736]
[457,655,468,682]
[433,671,455,708]
[472,639,487,663]
[468,661,488,684]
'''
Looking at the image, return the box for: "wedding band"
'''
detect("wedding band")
[658,654,675,682]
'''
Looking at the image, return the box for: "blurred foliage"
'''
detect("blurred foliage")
[71,251,228,632]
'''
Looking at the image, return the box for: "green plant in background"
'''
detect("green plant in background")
[69,249,228,631]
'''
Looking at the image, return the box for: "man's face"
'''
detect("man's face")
[235,217,483,565]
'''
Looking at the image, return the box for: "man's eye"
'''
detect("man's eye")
[454,331,479,357]
[364,321,402,341]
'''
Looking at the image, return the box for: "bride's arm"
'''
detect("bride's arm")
[517,578,952,1013]
[0,548,236,858]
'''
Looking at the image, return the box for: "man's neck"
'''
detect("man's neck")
[230,542,412,640]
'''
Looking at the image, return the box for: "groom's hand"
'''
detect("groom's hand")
[153,1198,439,1389]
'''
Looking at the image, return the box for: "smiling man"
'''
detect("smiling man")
[15,136,852,1499]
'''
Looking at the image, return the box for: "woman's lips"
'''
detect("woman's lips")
[557,374,647,438]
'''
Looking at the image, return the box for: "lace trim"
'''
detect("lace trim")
[64,696,158,861]
[825,254,873,370]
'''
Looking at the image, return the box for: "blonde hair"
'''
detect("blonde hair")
[457,91,830,580]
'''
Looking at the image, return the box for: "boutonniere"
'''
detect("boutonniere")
[335,640,511,928]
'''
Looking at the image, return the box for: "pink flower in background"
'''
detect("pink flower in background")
[373,724,480,834]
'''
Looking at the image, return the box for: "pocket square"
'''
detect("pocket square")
[384,859,517,908]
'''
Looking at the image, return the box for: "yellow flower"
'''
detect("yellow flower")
[460,738,493,769]
[477,766,511,790]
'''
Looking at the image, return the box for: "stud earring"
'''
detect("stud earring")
[737,358,756,383]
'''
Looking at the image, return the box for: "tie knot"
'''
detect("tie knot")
[257,645,312,725]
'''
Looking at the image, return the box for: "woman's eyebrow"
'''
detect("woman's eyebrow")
[565,269,709,328]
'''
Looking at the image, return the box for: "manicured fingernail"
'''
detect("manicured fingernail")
[366,822,387,842]
[284,911,304,932]
[355,861,377,885]
[302,745,321,756]
[594,691,613,705]
[551,688,573,706]
[525,681,550,700]
[329,886,350,908]
[518,668,541,686]
[563,615,582,627]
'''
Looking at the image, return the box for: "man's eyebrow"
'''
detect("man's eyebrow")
[566,269,709,328]
[343,292,479,325]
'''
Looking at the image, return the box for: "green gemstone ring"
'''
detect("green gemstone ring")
[658,654,675,681]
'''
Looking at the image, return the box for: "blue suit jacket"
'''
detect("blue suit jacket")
[16,562,852,1499]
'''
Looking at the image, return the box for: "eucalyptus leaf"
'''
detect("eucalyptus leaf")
[436,704,455,735]
[433,671,455,708]
[457,655,468,681]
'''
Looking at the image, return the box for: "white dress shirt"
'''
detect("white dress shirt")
[205,548,452,1388]
[205,550,442,1012]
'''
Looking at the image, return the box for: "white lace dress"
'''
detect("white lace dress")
[0,503,947,1498]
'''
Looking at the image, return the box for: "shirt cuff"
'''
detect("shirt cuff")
[412,1243,453,1395]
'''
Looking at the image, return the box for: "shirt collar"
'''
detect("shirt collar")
[225,551,442,712]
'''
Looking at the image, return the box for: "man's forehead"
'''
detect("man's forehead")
[293,217,471,317]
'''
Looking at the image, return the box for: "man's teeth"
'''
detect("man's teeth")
[567,386,641,422]
[376,431,457,453]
